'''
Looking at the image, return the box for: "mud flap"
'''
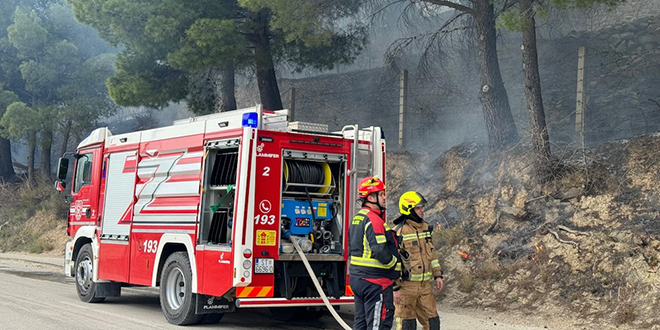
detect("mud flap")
[95,282,121,297]
[195,294,235,315]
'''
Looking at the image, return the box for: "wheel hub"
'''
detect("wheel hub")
[165,267,185,310]
[76,257,93,293]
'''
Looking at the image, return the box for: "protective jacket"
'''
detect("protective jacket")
[393,215,442,282]
[349,207,401,280]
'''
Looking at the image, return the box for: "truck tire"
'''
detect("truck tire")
[270,307,304,321]
[75,244,105,303]
[159,252,201,325]
[200,313,224,324]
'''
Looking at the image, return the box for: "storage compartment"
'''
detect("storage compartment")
[199,140,239,245]
[279,151,346,257]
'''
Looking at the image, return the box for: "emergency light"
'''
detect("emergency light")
[242,112,259,128]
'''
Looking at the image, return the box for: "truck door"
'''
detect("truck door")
[68,147,102,234]
[197,128,256,297]
[97,151,136,282]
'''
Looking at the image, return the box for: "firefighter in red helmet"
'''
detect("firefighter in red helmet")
[349,176,401,330]
[393,191,443,330]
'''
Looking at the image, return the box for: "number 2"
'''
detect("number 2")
[262,166,270,177]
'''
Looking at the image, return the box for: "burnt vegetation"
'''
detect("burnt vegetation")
[386,133,660,328]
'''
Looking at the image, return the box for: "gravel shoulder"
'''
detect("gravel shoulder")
[0,252,603,330]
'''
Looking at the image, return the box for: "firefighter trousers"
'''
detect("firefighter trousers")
[350,277,394,330]
[394,280,440,330]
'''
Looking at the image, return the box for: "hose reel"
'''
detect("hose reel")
[282,160,335,195]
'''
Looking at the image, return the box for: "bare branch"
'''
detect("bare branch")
[368,0,407,26]
[547,228,580,249]
[419,0,476,15]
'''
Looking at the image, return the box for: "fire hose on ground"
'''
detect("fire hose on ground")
[289,236,352,330]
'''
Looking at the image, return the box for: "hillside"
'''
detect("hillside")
[1,133,659,328]
[386,132,660,329]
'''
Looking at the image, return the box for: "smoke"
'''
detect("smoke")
[264,1,660,156]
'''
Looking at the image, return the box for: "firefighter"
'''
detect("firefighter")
[349,176,401,330]
[393,191,444,330]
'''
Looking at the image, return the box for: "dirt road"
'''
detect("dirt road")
[0,252,556,330]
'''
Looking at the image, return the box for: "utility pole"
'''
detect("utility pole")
[575,46,586,149]
[399,70,408,148]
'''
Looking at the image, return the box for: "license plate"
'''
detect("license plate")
[254,258,274,274]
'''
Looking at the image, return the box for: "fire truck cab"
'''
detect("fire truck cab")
[55,105,386,325]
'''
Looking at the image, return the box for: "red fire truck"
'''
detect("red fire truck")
[55,105,386,325]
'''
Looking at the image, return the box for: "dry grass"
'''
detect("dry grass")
[474,259,505,282]
[0,178,68,253]
[434,225,466,248]
[456,271,475,293]
[614,302,637,326]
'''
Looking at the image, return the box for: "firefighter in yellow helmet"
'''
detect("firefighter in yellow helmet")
[393,191,443,330]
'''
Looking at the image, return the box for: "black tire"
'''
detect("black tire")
[303,308,327,320]
[200,313,224,324]
[270,307,304,321]
[159,252,201,325]
[75,244,105,303]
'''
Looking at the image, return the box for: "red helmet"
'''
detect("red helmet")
[357,176,386,198]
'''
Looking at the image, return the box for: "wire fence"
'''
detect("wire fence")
[278,19,660,153]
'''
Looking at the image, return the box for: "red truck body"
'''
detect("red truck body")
[57,106,386,324]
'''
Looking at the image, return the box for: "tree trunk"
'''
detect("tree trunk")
[473,0,518,151]
[27,131,36,184]
[0,136,15,181]
[40,129,52,179]
[252,11,283,111]
[60,119,72,157]
[219,64,237,111]
[521,0,552,181]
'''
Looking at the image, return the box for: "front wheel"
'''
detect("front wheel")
[75,244,105,303]
[159,252,201,325]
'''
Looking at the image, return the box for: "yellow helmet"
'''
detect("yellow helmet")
[399,191,427,215]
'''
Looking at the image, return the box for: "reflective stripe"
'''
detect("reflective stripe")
[372,293,383,330]
[350,255,398,269]
[363,222,372,258]
[375,234,386,244]
[395,263,401,271]
[401,234,417,241]
[431,259,440,268]
[408,272,433,281]
[401,232,431,241]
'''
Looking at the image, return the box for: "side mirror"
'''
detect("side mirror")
[57,157,69,180]
[55,180,66,192]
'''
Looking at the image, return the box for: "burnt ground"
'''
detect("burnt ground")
[386,132,660,329]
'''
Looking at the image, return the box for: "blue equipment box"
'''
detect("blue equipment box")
[281,199,333,236]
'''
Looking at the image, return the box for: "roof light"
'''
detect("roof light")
[242,112,259,128]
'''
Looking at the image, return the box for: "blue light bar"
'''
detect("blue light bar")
[242,112,259,128]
